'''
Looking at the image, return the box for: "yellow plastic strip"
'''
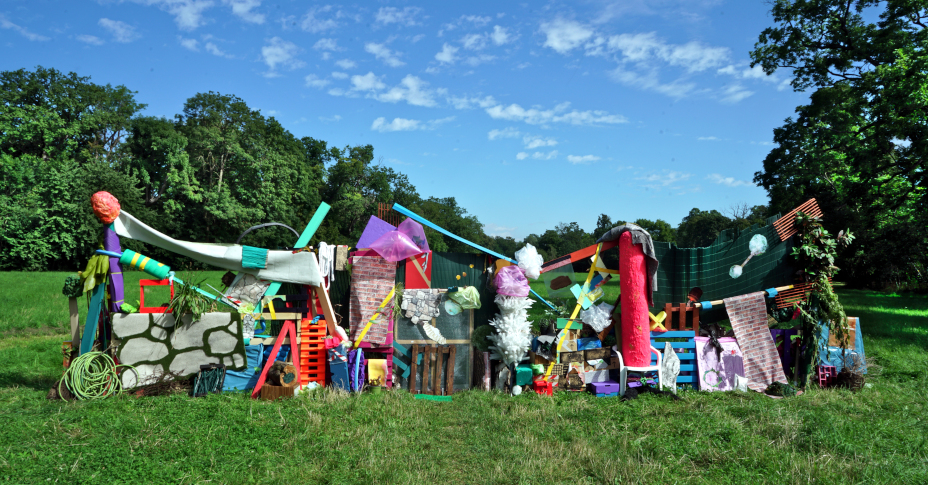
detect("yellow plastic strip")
[355,286,396,348]
[138,257,150,271]
[545,243,602,379]
[129,252,141,268]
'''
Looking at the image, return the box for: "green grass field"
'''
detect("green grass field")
[0,272,926,484]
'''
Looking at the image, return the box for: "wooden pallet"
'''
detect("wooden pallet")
[408,344,457,395]
[773,198,823,242]
[663,303,700,333]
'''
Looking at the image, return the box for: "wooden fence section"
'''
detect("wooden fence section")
[408,344,457,395]
[773,198,822,242]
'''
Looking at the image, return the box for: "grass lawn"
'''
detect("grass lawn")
[0,272,926,484]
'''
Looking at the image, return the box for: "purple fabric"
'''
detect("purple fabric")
[770,329,798,375]
[103,225,124,313]
[695,336,744,391]
[356,216,396,249]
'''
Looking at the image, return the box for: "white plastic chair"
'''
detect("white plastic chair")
[612,345,664,396]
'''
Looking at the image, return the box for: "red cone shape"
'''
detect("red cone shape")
[619,231,650,367]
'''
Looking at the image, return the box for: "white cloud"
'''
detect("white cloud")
[301,5,340,33]
[365,42,405,67]
[99,18,140,43]
[717,64,767,80]
[697,136,719,141]
[448,95,497,110]
[490,25,512,45]
[719,84,753,103]
[0,14,50,41]
[488,127,520,140]
[636,171,693,187]
[375,6,422,26]
[597,32,729,72]
[567,154,600,164]
[335,59,356,69]
[331,71,348,79]
[707,173,752,187]
[350,72,386,91]
[223,0,264,24]
[464,54,496,66]
[539,19,593,54]
[435,43,458,64]
[371,116,453,132]
[439,14,491,36]
[179,37,198,50]
[77,34,105,45]
[373,75,437,107]
[262,36,304,71]
[461,33,487,50]
[517,150,559,160]
[523,135,557,149]
[485,101,627,126]
[305,74,330,89]
[891,137,911,148]
[134,0,214,31]
[313,38,340,51]
[485,223,516,238]
[205,41,232,58]
[609,68,696,98]
[319,114,342,123]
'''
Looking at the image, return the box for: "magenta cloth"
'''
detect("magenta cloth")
[495,265,530,297]
[724,292,788,392]
[695,337,744,391]
[348,254,395,345]
[103,225,124,313]
[356,216,396,249]
[397,218,429,253]
[370,230,423,262]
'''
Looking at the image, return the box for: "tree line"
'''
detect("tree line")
[0,66,488,271]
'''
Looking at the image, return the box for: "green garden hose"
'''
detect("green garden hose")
[60,352,136,400]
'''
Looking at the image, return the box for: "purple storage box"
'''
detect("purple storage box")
[587,380,621,394]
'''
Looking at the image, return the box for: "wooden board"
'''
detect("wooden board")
[409,344,419,394]
[540,240,619,273]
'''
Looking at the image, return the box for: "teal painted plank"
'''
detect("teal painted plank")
[80,284,105,355]
[651,341,697,349]
[392,340,409,357]
[392,356,409,371]
[265,202,331,297]
[651,331,696,338]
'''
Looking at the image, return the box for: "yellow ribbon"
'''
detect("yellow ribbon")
[545,243,603,379]
[354,286,396,348]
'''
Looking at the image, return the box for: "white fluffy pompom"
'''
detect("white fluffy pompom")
[488,296,534,366]
[515,244,544,280]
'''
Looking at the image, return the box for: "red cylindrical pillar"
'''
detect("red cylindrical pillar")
[619,231,650,367]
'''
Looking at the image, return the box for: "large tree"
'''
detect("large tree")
[751,0,927,288]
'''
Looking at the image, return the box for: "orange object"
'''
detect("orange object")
[91,191,121,224]
[299,317,328,387]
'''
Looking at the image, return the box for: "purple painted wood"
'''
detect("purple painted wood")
[103,225,124,313]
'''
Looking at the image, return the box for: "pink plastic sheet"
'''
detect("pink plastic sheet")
[370,231,422,262]
[495,265,530,297]
[397,218,429,253]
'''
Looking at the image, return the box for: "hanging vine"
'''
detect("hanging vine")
[791,211,854,387]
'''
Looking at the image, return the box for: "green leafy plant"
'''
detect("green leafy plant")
[790,211,854,387]
[167,274,217,323]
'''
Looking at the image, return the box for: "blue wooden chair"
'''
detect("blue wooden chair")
[650,330,699,391]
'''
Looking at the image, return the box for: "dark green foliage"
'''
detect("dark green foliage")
[751,0,928,289]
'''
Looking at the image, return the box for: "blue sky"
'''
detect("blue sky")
[2,0,809,240]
